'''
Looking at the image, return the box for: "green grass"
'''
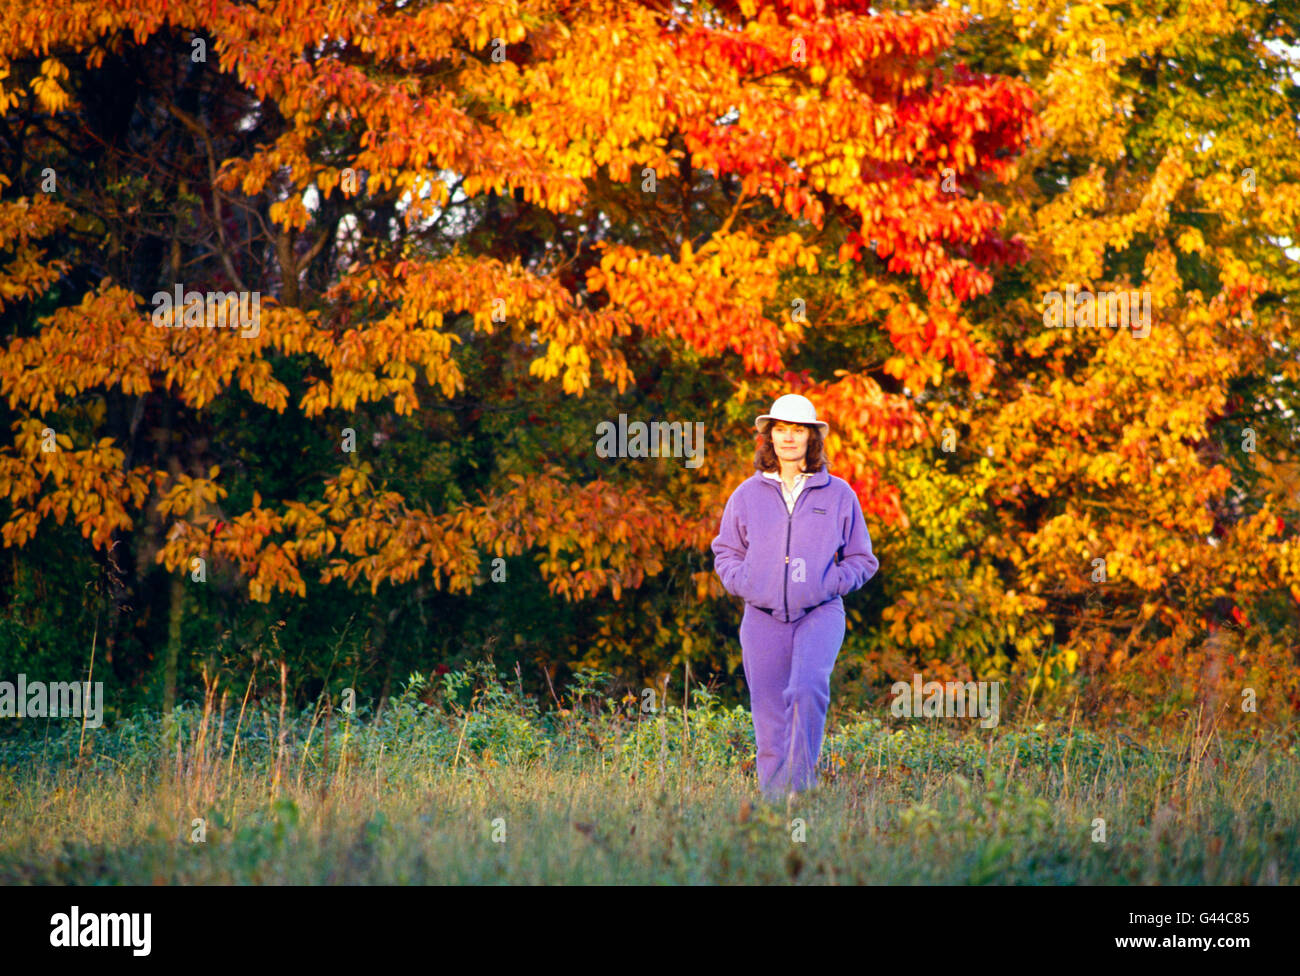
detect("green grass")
[1,664,1296,884]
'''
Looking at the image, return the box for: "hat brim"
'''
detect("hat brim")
[755,415,828,433]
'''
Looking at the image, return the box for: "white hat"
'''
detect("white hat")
[754,393,828,434]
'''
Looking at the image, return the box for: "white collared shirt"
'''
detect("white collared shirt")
[762,469,812,514]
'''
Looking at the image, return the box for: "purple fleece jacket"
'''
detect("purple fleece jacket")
[710,463,879,623]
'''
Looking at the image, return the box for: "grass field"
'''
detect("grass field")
[1,664,1296,884]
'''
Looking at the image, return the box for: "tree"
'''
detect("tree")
[865,0,1300,723]
[0,0,1055,709]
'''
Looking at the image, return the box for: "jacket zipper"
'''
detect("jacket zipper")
[759,478,821,621]
[769,476,817,622]
[783,508,792,621]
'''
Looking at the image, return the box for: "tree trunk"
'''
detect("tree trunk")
[163,573,184,714]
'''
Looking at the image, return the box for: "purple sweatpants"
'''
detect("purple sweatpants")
[739,599,846,800]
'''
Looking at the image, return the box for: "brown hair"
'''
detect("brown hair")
[753,423,831,473]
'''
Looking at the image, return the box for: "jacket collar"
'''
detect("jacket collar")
[749,464,830,491]
[762,469,812,484]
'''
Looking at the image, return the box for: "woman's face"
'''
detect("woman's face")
[770,421,810,464]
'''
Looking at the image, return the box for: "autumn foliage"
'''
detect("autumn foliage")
[0,0,1296,728]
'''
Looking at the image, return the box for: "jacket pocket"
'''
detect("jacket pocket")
[739,554,780,608]
[790,561,835,611]
[819,562,846,602]
[734,561,753,602]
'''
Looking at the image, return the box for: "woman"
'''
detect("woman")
[710,394,879,802]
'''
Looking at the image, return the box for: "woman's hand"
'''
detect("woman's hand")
[822,562,847,600]
[831,491,880,596]
[734,555,756,603]
[711,490,756,601]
